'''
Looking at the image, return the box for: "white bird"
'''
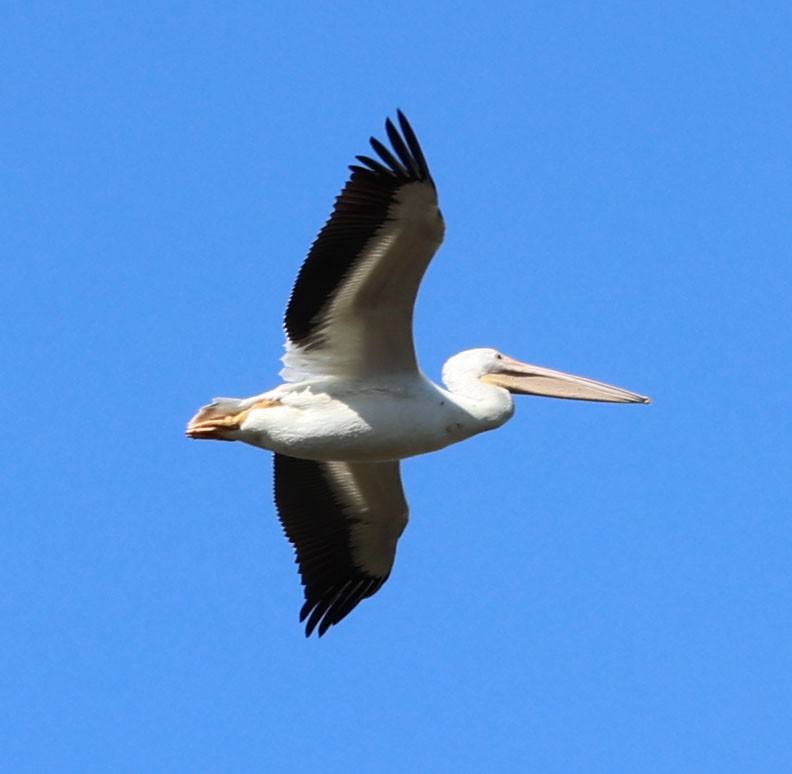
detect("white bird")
[187,111,650,637]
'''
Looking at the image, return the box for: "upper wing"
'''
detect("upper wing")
[281,111,445,383]
[273,453,409,637]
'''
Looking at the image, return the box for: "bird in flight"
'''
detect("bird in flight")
[187,111,650,637]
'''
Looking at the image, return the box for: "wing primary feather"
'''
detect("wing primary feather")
[397,109,431,181]
[369,137,408,178]
[352,155,391,175]
[320,580,364,630]
[385,117,421,179]
[304,586,346,637]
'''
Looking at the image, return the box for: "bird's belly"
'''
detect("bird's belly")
[239,392,475,462]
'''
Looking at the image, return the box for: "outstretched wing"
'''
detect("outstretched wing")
[273,454,409,637]
[281,111,445,383]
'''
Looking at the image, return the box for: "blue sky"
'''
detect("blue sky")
[3,3,791,772]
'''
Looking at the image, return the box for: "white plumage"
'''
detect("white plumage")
[187,112,649,636]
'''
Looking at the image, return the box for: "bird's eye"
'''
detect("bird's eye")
[495,353,503,360]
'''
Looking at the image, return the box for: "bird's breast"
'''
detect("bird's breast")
[237,386,484,462]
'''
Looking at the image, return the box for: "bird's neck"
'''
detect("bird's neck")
[441,372,515,432]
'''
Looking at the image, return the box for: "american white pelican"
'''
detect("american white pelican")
[187,112,649,637]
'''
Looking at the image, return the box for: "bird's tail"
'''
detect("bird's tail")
[185,397,250,441]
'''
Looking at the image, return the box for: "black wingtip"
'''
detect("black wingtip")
[394,110,430,182]
[354,110,432,184]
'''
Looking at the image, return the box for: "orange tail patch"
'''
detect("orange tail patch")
[186,398,280,441]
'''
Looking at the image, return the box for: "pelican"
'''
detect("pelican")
[187,111,649,637]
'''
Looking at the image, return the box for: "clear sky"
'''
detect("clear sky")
[3,3,791,772]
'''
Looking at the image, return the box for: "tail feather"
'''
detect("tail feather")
[185,396,280,441]
[186,397,248,441]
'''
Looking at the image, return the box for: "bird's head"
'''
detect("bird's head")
[443,347,650,404]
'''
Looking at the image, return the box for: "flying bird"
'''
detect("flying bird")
[187,112,650,637]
